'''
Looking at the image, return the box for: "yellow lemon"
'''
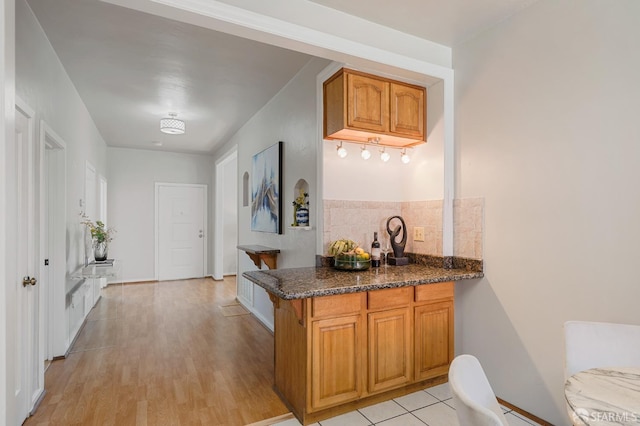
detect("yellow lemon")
[362,253,370,260]
[355,247,364,255]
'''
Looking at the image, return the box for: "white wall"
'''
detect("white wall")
[16,0,108,276]
[212,57,329,327]
[107,147,214,282]
[16,0,107,360]
[323,79,444,202]
[454,1,640,424]
[215,57,329,268]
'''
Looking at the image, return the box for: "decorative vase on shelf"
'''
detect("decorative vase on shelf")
[81,216,115,262]
[296,207,309,227]
[94,240,108,261]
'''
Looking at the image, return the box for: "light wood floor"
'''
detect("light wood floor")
[25,277,289,426]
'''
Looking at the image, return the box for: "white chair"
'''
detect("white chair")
[564,320,640,379]
[449,354,508,426]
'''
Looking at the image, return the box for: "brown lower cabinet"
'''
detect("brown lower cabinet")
[271,282,454,425]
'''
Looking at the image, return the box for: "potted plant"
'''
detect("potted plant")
[81,216,116,261]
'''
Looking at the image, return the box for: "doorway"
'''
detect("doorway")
[214,147,238,280]
[155,183,207,281]
[40,120,66,360]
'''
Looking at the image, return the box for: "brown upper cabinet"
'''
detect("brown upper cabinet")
[323,68,426,147]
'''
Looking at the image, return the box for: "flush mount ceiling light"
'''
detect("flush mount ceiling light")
[380,148,390,162]
[361,145,371,160]
[336,141,347,158]
[160,112,186,135]
[401,149,411,164]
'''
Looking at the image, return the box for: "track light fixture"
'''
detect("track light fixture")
[332,139,413,163]
[361,145,371,160]
[336,141,347,158]
[401,149,411,164]
[380,148,390,162]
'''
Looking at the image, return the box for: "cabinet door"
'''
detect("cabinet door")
[389,83,425,140]
[347,73,389,133]
[368,308,411,393]
[311,315,363,410]
[414,300,454,381]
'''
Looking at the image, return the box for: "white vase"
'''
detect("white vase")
[94,241,108,261]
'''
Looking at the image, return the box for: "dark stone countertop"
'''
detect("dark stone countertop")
[237,244,281,255]
[242,263,484,300]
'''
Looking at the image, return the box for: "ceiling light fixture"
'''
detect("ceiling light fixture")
[380,148,390,162]
[401,149,411,164]
[336,141,348,158]
[361,145,371,160]
[160,112,186,135]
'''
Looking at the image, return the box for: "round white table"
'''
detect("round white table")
[565,367,640,425]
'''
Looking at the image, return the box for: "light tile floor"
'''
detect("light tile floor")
[273,383,543,426]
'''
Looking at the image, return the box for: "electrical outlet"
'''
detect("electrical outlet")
[414,226,425,242]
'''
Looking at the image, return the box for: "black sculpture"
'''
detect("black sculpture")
[386,215,409,266]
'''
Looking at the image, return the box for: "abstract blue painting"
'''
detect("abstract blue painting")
[251,141,283,234]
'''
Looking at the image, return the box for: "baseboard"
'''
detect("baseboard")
[497,397,553,425]
[30,389,46,416]
[119,277,158,284]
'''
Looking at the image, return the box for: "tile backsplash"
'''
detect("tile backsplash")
[323,200,400,252]
[453,198,484,260]
[401,200,443,256]
[323,198,483,260]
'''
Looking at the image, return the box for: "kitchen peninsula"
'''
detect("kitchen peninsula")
[243,260,483,425]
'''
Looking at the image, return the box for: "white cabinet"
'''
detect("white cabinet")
[68,288,85,341]
[83,282,93,315]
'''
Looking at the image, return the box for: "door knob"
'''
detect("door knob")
[22,276,37,287]
[199,230,204,238]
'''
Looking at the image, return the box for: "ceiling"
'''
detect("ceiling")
[25,0,538,155]
[26,0,313,154]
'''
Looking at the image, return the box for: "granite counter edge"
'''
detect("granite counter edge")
[242,269,484,300]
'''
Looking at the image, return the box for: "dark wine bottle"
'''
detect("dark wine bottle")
[371,232,381,267]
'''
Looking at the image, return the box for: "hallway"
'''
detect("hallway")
[25,277,288,425]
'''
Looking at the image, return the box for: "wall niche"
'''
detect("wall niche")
[291,179,310,229]
[242,171,249,207]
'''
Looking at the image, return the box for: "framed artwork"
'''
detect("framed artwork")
[251,141,283,234]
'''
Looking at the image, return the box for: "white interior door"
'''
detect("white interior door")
[84,162,96,264]
[41,121,67,359]
[98,175,107,225]
[214,148,237,280]
[84,162,96,221]
[157,184,206,280]
[12,100,43,423]
[222,159,238,276]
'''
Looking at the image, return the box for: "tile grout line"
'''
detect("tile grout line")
[273,387,543,426]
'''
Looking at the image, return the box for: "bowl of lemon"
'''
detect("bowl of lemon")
[328,240,371,271]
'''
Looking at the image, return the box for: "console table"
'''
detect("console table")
[237,245,280,270]
[66,260,122,354]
